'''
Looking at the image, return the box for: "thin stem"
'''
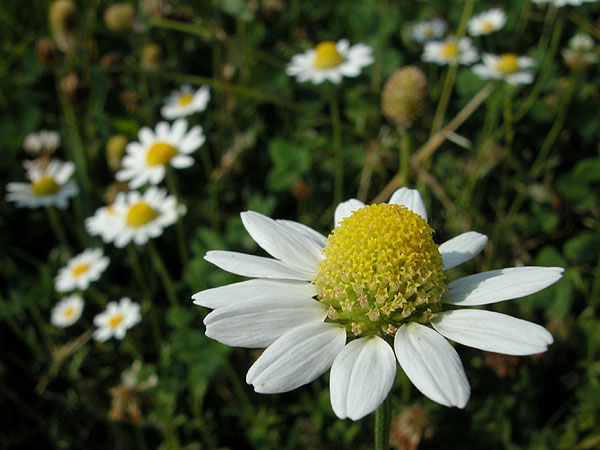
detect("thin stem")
[127,244,147,293]
[147,241,178,306]
[374,395,392,450]
[430,63,458,136]
[398,128,411,187]
[45,206,70,252]
[328,89,343,206]
[503,85,513,147]
[165,168,189,265]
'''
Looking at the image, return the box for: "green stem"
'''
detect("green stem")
[374,395,392,450]
[127,245,147,293]
[147,241,178,306]
[398,128,411,187]
[430,63,458,136]
[328,89,343,206]
[503,86,513,147]
[45,206,70,252]
[165,168,189,265]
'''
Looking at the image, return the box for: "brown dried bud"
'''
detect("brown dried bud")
[104,3,135,32]
[390,404,434,450]
[36,37,61,66]
[382,66,428,129]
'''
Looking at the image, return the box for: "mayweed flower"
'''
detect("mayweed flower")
[563,33,598,69]
[161,84,210,120]
[532,0,598,6]
[93,297,141,341]
[472,53,536,85]
[381,67,428,128]
[6,159,78,209]
[87,187,179,248]
[468,9,507,36]
[51,294,84,328]
[409,19,447,43]
[54,248,110,293]
[116,119,205,188]
[286,39,374,84]
[23,130,60,155]
[194,188,563,420]
[422,37,478,66]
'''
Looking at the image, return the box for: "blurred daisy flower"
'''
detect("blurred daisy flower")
[51,294,84,328]
[88,187,178,248]
[194,187,563,420]
[286,39,374,84]
[161,84,210,120]
[422,37,478,66]
[472,53,536,85]
[532,0,598,6]
[468,9,506,36]
[563,33,598,68]
[23,130,60,155]
[94,297,141,342]
[55,248,110,293]
[6,159,78,209]
[409,19,447,43]
[116,119,205,188]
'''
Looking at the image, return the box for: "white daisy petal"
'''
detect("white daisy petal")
[432,309,553,356]
[388,187,428,221]
[439,232,488,270]
[204,251,314,280]
[444,266,565,306]
[276,219,327,247]
[394,323,470,408]
[334,199,366,227]
[246,322,346,393]
[330,336,397,421]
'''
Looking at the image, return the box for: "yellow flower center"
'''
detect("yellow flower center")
[177,94,193,106]
[313,204,446,337]
[441,42,459,59]
[63,306,75,318]
[71,263,90,277]
[496,53,519,74]
[109,313,124,328]
[481,20,495,33]
[313,41,345,69]
[126,202,158,227]
[146,142,178,166]
[32,176,60,196]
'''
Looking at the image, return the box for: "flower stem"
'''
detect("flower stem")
[165,167,189,265]
[147,241,178,306]
[45,206,70,252]
[398,128,411,187]
[328,88,344,207]
[374,395,392,450]
[430,63,458,136]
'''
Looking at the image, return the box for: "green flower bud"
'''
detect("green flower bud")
[104,3,135,32]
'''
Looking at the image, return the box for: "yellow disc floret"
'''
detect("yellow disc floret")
[146,142,178,166]
[109,313,124,328]
[313,41,345,69]
[496,54,519,74]
[71,263,90,276]
[481,21,495,33]
[126,202,158,227]
[313,204,446,337]
[177,94,193,106]
[32,176,60,196]
[441,42,459,60]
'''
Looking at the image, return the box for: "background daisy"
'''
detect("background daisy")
[473,53,536,85]
[161,84,210,119]
[410,19,447,43]
[422,37,479,65]
[93,297,141,341]
[23,130,60,155]
[85,205,122,242]
[468,9,507,36]
[51,294,84,328]
[55,248,110,292]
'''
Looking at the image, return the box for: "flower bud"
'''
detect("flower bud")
[141,43,161,70]
[48,0,81,54]
[381,66,427,129]
[104,4,135,32]
[106,134,129,171]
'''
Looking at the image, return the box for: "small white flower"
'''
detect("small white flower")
[422,37,479,65]
[532,0,597,6]
[161,84,210,120]
[286,39,374,84]
[194,187,563,421]
[6,159,79,209]
[472,53,536,85]
[562,33,598,67]
[116,119,205,188]
[51,294,84,328]
[468,9,507,36]
[93,297,141,341]
[410,19,447,43]
[23,130,61,155]
[55,248,110,293]
[88,187,178,248]
[85,205,122,242]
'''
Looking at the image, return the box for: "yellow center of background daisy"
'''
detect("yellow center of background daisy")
[146,142,178,166]
[32,176,60,196]
[109,314,124,328]
[496,54,519,74]
[441,42,459,59]
[71,263,90,276]
[313,41,345,69]
[126,202,158,227]
[313,204,446,337]
[177,94,193,106]
[63,306,75,318]
[481,21,495,33]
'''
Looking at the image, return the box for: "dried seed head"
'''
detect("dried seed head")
[382,67,427,128]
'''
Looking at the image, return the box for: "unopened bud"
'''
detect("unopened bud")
[49,0,81,54]
[104,4,135,32]
[141,43,161,70]
[106,134,129,171]
[381,66,427,129]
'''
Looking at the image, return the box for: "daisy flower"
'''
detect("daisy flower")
[88,187,178,248]
[115,119,205,188]
[410,19,447,43]
[6,159,79,209]
[468,9,507,36]
[563,33,598,68]
[532,0,597,6]
[193,187,563,421]
[51,294,84,328]
[422,37,478,66]
[85,204,121,242]
[161,84,210,120]
[55,248,110,293]
[23,130,60,155]
[472,53,536,85]
[286,39,374,84]
[93,297,141,342]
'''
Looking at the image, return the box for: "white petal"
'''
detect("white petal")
[388,188,428,221]
[394,323,470,408]
[330,336,396,421]
[192,279,317,309]
[276,219,327,248]
[204,295,327,348]
[240,211,322,273]
[334,199,365,226]
[444,266,564,306]
[439,232,488,270]
[246,322,346,393]
[432,309,553,356]
[204,251,314,280]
